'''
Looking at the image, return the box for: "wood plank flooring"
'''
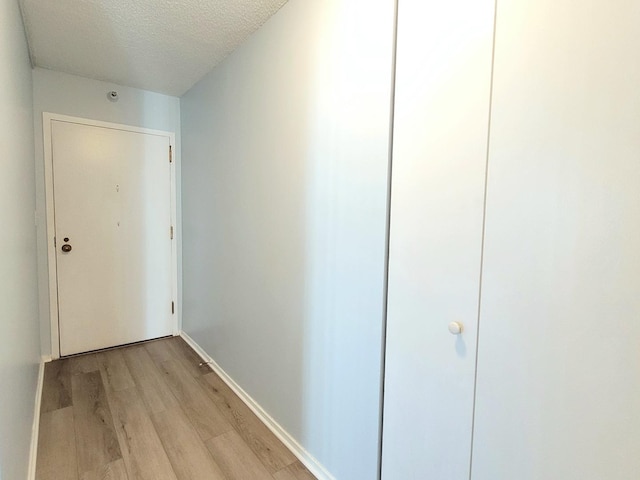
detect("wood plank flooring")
[36,337,315,480]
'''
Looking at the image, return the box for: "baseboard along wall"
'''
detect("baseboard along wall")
[28,357,47,480]
[29,340,333,480]
[180,331,335,480]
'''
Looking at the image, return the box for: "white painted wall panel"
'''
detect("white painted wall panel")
[0,2,40,479]
[473,1,640,478]
[381,0,495,478]
[180,0,395,477]
[32,68,181,358]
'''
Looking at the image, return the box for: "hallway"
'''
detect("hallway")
[36,337,315,480]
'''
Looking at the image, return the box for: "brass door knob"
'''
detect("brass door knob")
[61,244,72,252]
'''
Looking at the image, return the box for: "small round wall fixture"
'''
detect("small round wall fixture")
[107,90,119,102]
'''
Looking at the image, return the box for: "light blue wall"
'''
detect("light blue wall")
[181,0,396,477]
[0,1,40,479]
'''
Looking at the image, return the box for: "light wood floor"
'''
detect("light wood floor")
[36,336,316,480]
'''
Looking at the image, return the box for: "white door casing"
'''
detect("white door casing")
[44,114,178,357]
[381,0,496,478]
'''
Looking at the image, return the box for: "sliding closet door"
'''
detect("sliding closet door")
[381,1,496,478]
[472,1,640,479]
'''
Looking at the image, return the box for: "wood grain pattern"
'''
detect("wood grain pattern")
[40,359,72,413]
[66,353,100,375]
[144,338,175,363]
[151,406,226,480]
[97,350,136,392]
[201,371,297,473]
[122,345,179,415]
[107,386,177,480]
[37,338,315,480]
[157,358,232,441]
[80,459,129,480]
[273,462,317,480]
[41,354,101,413]
[167,337,212,377]
[206,430,274,480]
[72,371,122,476]
[36,407,79,480]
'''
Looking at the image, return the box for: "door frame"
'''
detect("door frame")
[43,113,179,359]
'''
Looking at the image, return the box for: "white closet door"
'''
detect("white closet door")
[472,1,640,479]
[381,1,496,478]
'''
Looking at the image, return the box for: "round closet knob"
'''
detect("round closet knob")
[448,321,463,335]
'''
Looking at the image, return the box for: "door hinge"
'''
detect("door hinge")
[54,236,57,247]
[169,145,173,164]
[170,225,174,239]
[171,301,175,314]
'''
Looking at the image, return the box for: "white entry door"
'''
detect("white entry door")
[51,119,175,356]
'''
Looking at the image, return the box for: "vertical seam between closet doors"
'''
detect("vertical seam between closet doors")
[377,0,401,478]
[468,0,500,479]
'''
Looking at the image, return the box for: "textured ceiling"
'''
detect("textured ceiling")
[20,0,288,96]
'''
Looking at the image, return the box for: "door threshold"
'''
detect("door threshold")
[59,335,175,359]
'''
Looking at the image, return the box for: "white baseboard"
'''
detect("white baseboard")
[180,331,335,480]
[28,356,48,480]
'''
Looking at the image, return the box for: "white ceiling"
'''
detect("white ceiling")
[20,0,288,96]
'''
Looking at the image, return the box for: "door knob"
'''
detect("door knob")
[448,321,463,335]
[61,244,72,252]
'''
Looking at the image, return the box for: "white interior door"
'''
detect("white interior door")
[52,120,174,356]
[471,0,640,478]
[381,1,496,478]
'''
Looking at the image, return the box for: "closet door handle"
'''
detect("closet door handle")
[448,322,463,335]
